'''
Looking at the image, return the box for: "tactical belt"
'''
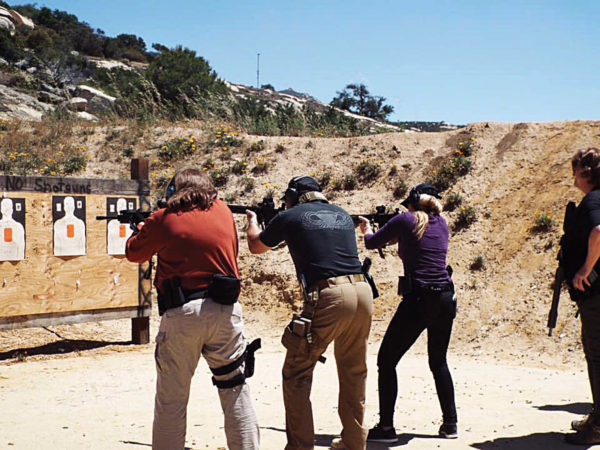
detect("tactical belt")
[312,273,365,292]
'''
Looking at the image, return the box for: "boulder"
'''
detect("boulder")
[0,84,52,121]
[75,85,116,115]
[75,111,99,122]
[75,85,116,102]
[8,10,34,28]
[0,16,15,35]
[38,91,66,104]
[87,96,115,115]
[66,97,88,112]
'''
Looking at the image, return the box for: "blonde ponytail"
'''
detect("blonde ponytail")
[411,194,443,240]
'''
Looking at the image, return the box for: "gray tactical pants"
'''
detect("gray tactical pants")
[152,299,260,450]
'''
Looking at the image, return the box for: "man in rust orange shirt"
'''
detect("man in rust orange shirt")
[126,168,259,450]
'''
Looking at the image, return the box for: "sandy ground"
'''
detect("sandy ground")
[0,318,597,450]
[2,121,600,449]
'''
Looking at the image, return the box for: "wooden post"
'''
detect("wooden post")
[131,158,150,344]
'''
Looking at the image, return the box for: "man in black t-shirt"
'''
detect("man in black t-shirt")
[246,176,373,450]
[564,148,600,446]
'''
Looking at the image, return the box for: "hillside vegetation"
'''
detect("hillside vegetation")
[2,118,599,369]
[0,3,410,136]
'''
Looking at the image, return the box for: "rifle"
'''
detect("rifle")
[350,205,400,258]
[228,197,285,229]
[547,201,576,336]
[350,205,400,230]
[96,210,153,232]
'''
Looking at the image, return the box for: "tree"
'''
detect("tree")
[330,83,394,121]
[145,45,227,102]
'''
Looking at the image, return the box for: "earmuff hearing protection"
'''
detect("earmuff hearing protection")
[407,186,422,208]
[283,176,303,206]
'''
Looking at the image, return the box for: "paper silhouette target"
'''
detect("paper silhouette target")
[52,196,86,256]
[0,197,25,261]
[106,197,137,255]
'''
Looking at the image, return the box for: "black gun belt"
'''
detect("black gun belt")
[312,273,366,292]
[184,288,209,301]
[416,282,453,292]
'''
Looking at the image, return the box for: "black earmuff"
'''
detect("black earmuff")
[408,187,421,207]
[284,177,302,205]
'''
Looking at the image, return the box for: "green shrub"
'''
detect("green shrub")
[343,174,358,190]
[275,142,286,153]
[532,211,555,233]
[428,136,477,191]
[454,205,477,230]
[241,176,255,192]
[122,147,134,157]
[470,254,485,271]
[248,140,266,153]
[319,171,331,188]
[145,46,228,103]
[202,159,216,170]
[356,158,382,182]
[252,157,270,174]
[63,155,86,174]
[392,179,408,199]
[158,137,197,160]
[231,160,248,175]
[211,168,229,187]
[0,151,42,176]
[214,126,243,149]
[444,191,463,212]
[331,177,344,191]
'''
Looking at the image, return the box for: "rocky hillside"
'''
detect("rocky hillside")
[0,118,598,370]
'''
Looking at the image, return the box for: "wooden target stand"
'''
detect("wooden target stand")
[0,159,152,344]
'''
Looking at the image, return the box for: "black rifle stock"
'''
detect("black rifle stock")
[350,205,400,258]
[547,201,576,336]
[228,197,285,228]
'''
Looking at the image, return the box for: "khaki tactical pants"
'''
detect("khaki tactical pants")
[283,278,373,450]
[153,299,260,450]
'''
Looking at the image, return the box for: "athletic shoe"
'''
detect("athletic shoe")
[330,437,349,449]
[571,414,593,432]
[439,422,458,439]
[366,423,398,443]
[565,425,600,445]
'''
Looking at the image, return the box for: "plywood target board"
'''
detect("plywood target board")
[0,175,151,326]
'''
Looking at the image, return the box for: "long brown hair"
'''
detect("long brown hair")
[412,194,443,240]
[166,168,217,212]
[572,148,600,187]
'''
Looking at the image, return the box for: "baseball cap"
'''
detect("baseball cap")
[281,175,322,200]
[401,183,442,208]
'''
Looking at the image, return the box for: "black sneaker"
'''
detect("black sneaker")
[439,422,458,439]
[565,425,600,445]
[367,423,398,443]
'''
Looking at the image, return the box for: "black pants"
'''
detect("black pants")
[579,295,600,421]
[377,285,457,426]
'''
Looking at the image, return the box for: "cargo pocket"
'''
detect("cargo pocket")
[281,326,309,355]
[155,331,166,373]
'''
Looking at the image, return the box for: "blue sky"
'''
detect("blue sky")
[10,0,600,124]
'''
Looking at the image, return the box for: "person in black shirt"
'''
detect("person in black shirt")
[564,147,600,445]
[246,176,373,450]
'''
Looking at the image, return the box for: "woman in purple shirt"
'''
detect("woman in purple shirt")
[359,183,458,443]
